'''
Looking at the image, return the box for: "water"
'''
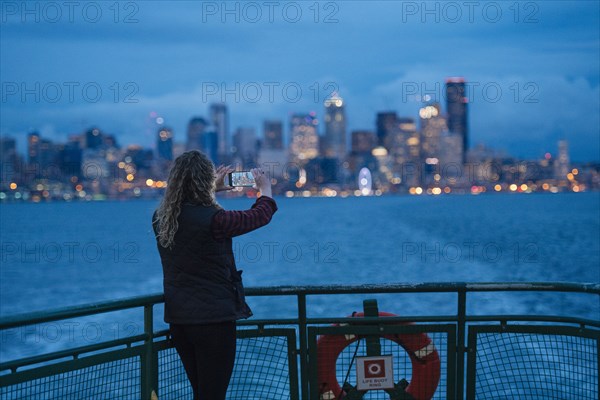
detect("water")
[1,193,599,362]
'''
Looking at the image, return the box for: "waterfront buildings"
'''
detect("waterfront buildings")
[210,103,229,163]
[323,93,347,160]
[289,113,319,164]
[2,78,596,201]
[445,77,468,162]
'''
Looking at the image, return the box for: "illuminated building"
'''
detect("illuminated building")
[419,102,448,161]
[387,117,420,187]
[289,113,319,163]
[445,78,468,161]
[419,102,449,185]
[323,93,347,159]
[27,132,58,179]
[439,131,464,183]
[384,117,420,166]
[349,130,378,180]
[124,145,153,173]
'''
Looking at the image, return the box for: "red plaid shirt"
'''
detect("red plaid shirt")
[211,196,278,240]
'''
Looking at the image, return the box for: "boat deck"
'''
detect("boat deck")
[1,282,598,399]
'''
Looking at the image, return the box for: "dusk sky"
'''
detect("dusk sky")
[1,1,599,162]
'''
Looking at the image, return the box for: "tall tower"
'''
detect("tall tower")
[233,127,258,165]
[351,130,376,154]
[289,113,319,163]
[210,103,229,161]
[445,77,468,161]
[186,117,207,151]
[1,137,18,186]
[419,102,448,162]
[263,120,283,150]
[385,117,419,166]
[323,93,347,159]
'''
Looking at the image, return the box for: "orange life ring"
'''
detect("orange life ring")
[316,311,441,400]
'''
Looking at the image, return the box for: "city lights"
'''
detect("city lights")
[0,86,596,202]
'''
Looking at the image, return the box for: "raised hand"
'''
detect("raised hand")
[215,165,234,192]
[251,168,272,198]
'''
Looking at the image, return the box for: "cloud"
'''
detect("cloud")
[1,1,598,161]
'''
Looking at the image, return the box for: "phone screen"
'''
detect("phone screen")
[228,171,255,187]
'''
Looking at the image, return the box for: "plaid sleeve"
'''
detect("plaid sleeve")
[211,196,278,240]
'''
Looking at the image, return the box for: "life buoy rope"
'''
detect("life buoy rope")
[316,311,441,400]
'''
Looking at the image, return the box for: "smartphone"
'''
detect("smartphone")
[227,171,256,187]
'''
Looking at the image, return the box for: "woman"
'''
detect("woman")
[152,150,277,400]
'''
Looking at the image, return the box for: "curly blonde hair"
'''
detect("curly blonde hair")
[154,150,220,248]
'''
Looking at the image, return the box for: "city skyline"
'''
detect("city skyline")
[2,85,595,166]
[4,85,590,165]
[2,76,599,164]
[1,1,598,162]
[1,80,595,203]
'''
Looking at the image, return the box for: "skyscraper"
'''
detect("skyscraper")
[289,113,319,163]
[157,127,173,161]
[348,130,378,185]
[59,140,82,179]
[210,103,229,161]
[323,93,347,159]
[233,127,258,166]
[385,117,420,166]
[1,137,18,187]
[263,120,283,150]
[351,130,376,154]
[38,138,56,171]
[376,112,397,148]
[186,117,207,151]
[382,117,420,187]
[84,127,103,150]
[419,102,448,162]
[259,120,287,179]
[445,78,468,160]
[439,131,463,171]
[201,128,218,163]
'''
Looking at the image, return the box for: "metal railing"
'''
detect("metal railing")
[1,282,599,399]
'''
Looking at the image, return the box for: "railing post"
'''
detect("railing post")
[363,299,381,356]
[456,288,467,399]
[298,293,309,400]
[141,304,158,400]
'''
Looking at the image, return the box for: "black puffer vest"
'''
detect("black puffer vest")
[153,204,252,324]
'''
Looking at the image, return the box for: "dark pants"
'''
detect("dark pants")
[170,321,237,400]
